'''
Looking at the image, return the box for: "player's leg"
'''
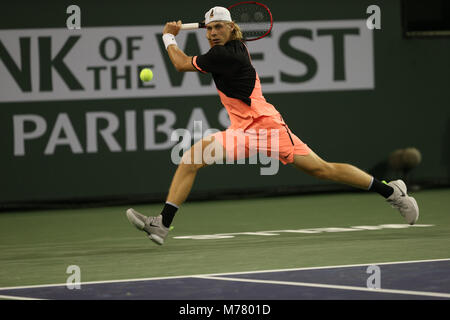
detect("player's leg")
[291,150,419,224]
[292,150,374,190]
[166,136,223,206]
[126,135,225,245]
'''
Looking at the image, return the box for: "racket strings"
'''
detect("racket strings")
[230,3,272,40]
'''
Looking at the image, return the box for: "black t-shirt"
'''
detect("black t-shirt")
[193,40,256,106]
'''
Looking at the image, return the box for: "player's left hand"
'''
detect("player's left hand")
[163,20,182,36]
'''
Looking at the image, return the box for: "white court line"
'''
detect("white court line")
[173,224,434,239]
[0,295,46,300]
[194,275,450,299]
[205,257,450,277]
[0,257,449,291]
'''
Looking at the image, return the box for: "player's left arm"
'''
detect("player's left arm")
[163,21,196,72]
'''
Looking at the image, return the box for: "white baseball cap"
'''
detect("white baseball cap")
[205,6,232,25]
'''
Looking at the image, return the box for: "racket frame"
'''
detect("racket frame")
[180,1,273,41]
[228,1,273,41]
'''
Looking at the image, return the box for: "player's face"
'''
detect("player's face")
[206,22,233,47]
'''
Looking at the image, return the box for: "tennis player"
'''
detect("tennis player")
[126,7,419,245]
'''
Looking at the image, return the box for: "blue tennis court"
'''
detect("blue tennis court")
[1,259,449,300]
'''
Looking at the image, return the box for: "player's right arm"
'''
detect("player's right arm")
[163,21,196,72]
[167,45,196,72]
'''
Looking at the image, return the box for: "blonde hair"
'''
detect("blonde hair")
[228,21,243,41]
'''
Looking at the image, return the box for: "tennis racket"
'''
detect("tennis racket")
[181,1,273,41]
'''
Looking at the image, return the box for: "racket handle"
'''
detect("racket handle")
[181,23,200,30]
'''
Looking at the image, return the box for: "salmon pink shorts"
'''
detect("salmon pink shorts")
[212,114,311,165]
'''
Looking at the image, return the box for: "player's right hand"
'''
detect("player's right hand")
[163,20,182,36]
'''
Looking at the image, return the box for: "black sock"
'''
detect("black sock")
[369,178,394,198]
[161,202,178,228]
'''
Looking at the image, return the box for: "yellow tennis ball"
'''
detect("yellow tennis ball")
[140,68,153,82]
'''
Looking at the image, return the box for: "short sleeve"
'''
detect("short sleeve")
[193,46,238,75]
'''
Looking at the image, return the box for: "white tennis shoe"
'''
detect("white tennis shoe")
[126,208,169,245]
[386,180,419,225]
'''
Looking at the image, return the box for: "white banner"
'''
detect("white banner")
[0,20,374,102]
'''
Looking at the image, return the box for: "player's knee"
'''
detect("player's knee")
[179,152,206,172]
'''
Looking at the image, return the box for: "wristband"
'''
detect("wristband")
[162,33,177,50]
